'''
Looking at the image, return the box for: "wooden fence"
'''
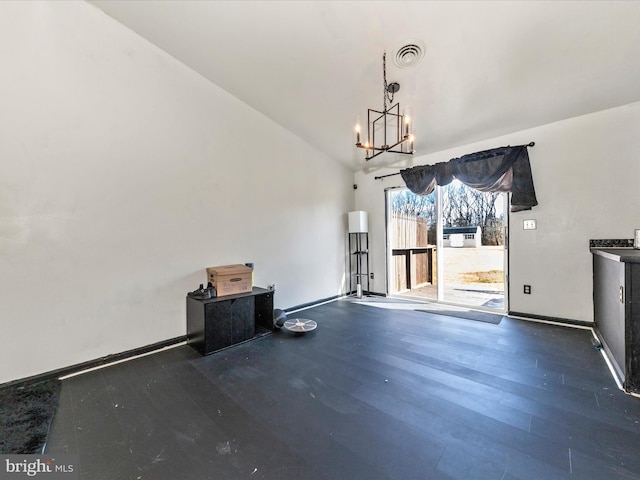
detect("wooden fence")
[391,212,430,248]
[390,213,435,292]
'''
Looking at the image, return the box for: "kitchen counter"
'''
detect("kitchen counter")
[592,247,640,393]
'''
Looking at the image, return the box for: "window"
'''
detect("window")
[464,233,475,239]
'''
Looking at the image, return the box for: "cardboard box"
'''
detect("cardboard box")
[206,264,253,297]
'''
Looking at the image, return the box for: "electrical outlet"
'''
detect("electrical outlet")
[524,285,531,294]
[523,219,537,230]
[370,272,374,280]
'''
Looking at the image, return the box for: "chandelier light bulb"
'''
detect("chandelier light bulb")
[403,106,413,137]
[354,116,362,145]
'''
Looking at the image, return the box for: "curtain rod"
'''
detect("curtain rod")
[373,141,535,180]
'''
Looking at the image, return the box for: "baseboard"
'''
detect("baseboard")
[345,291,387,298]
[1,291,381,385]
[592,326,625,386]
[6,307,588,387]
[285,294,346,313]
[284,291,390,313]
[508,311,593,328]
[0,335,187,389]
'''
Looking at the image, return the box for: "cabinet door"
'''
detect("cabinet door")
[186,297,207,355]
[594,255,626,379]
[231,296,255,344]
[626,263,640,392]
[205,301,233,353]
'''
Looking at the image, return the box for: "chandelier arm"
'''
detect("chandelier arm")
[366,149,386,161]
[385,137,411,151]
[357,136,411,153]
[357,144,392,152]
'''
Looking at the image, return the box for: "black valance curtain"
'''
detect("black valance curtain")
[399,145,537,212]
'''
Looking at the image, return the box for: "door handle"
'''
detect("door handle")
[620,286,625,304]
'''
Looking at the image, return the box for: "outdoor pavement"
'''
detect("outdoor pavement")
[397,283,504,310]
[392,246,506,311]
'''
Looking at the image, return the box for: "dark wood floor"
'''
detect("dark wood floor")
[47,298,640,479]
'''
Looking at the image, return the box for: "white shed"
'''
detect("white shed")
[442,226,482,248]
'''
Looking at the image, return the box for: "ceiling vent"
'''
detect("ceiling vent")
[393,40,426,68]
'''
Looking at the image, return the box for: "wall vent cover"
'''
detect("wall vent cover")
[393,40,426,68]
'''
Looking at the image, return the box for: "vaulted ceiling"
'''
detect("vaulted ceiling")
[89,1,640,171]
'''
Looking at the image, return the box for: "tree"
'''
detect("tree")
[390,189,436,224]
[442,182,504,245]
[392,181,505,246]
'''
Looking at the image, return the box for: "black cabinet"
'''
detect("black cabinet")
[592,248,640,393]
[187,287,274,355]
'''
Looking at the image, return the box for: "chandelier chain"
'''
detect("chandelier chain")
[383,52,394,111]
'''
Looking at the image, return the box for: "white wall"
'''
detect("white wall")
[355,103,640,323]
[0,1,354,384]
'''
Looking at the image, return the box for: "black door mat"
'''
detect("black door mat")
[415,307,504,324]
[0,378,61,454]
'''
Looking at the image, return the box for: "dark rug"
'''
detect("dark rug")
[415,307,504,324]
[0,378,61,454]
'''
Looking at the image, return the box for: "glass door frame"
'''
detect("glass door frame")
[385,186,509,313]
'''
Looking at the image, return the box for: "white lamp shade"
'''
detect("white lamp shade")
[348,211,368,233]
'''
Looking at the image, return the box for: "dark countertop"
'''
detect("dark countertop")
[591,247,640,263]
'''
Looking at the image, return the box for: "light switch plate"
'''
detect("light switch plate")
[523,219,537,230]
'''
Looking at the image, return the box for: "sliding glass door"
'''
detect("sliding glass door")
[386,183,508,312]
[387,188,438,302]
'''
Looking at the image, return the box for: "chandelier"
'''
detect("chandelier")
[355,52,414,161]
